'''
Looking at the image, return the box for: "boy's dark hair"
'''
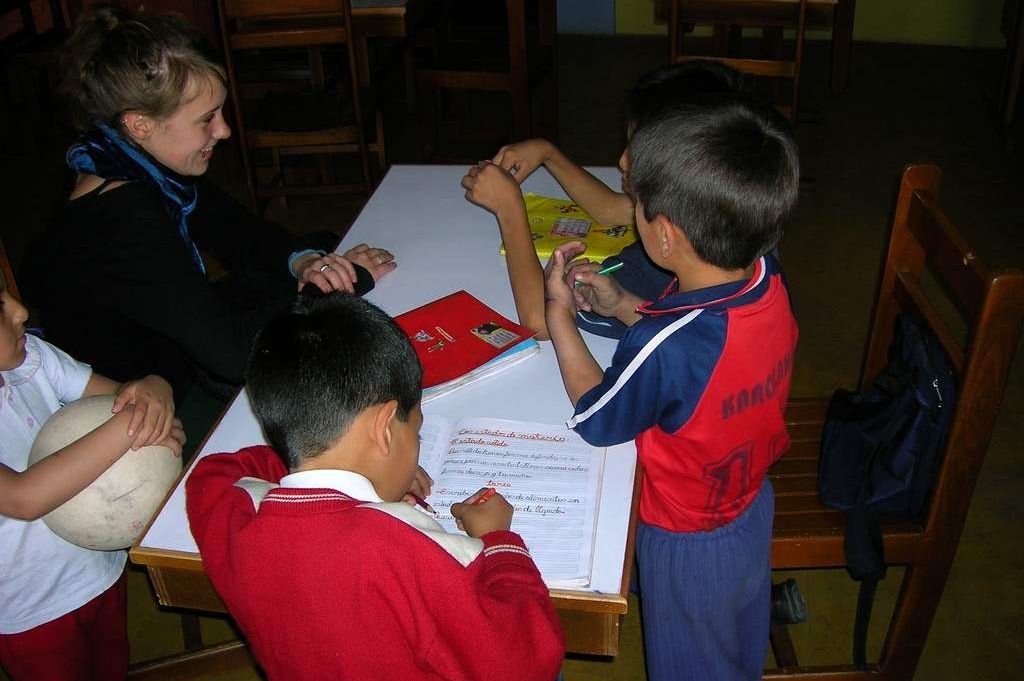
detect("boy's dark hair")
[627,96,799,269]
[246,293,422,469]
[625,60,749,132]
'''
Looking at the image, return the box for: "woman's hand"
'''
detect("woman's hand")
[295,252,359,293]
[112,375,175,450]
[342,243,396,282]
[491,139,553,183]
[462,161,522,218]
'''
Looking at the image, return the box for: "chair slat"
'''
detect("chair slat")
[907,190,989,317]
[231,26,347,50]
[225,0,345,20]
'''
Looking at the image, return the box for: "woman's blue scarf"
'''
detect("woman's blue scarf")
[67,123,206,273]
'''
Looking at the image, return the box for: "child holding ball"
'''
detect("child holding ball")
[0,262,184,681]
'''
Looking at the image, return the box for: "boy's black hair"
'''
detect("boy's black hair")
[625,60,749,131]
[246,292,422,470]
[627,96,800,270]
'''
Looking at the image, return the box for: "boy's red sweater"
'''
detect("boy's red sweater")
[186,446,565,681]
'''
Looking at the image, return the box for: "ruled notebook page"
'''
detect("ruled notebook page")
[419,416,605,589]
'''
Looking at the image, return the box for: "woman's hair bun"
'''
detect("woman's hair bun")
[59,3,225,131]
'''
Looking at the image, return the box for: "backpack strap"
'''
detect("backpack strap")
[846,432,895,668]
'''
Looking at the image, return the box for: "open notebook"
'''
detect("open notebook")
[418,416,606,589]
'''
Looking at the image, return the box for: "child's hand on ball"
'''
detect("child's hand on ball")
[112,376,175,450]
[156,418,187,457]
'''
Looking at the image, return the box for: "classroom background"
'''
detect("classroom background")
[1,0,1021,679]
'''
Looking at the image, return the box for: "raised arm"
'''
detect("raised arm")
[544,246,605,404]
[493,139,634,226]
[462,162,549,338]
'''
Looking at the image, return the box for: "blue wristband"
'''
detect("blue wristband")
[288,248,326,278]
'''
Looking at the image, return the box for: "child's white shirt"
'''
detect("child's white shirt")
[0,334,125,634]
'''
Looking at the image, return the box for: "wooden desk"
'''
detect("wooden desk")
[131,165,640,658]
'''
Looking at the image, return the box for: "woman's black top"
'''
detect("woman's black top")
[28,178,335,400]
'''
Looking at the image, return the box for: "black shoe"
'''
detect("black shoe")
[771,578,808,624]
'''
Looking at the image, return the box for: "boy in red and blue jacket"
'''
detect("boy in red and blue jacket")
[544,96,800,681]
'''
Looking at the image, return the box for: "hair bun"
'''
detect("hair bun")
[87,3,133,34]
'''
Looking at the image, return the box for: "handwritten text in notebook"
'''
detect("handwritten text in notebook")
[418,416,605,589]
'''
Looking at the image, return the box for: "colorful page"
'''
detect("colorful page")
[418,416,605,589]
[498,193,636,262]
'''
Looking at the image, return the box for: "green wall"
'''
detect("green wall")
[615,0,1008,49]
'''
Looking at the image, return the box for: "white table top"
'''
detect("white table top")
[137,164,637,595]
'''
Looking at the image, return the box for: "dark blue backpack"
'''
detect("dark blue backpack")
[818,314,956,667]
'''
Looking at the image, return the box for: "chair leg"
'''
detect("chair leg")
[830,0,857,93]
[668,0,680,63]
[180,612,204,651]
[875,557,956,679]
[769,622,799,668]
[506,0,530,140]
[416,75,437,161]
[374,109,387,172]
[403,41,417,115]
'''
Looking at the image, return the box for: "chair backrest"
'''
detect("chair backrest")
[861,164,1024,535]
[220,0,353,50]
[0,238,21,302]
[216,0,369,208]
[1,0,67,56]
[668,0,812,120]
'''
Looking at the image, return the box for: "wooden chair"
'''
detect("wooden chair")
[669,0,821,121]
[766,164,1024,678]
[217,0,382,210]
[414,0,557,160]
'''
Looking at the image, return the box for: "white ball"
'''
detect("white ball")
[27,394,182,550]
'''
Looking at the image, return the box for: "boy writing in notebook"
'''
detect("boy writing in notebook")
[185,293,564,681]
[545,97,800,681]
[462,60,747,339]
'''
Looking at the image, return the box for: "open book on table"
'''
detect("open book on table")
[418,416,606,589]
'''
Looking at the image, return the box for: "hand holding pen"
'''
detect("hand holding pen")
[451,487,512,537]
[404,466,436,515]
[566,258,642,324]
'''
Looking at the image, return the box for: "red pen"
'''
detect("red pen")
[409,493,437,516]
[471,487,497,505]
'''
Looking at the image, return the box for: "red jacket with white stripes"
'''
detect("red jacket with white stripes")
[185,446,565,681]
